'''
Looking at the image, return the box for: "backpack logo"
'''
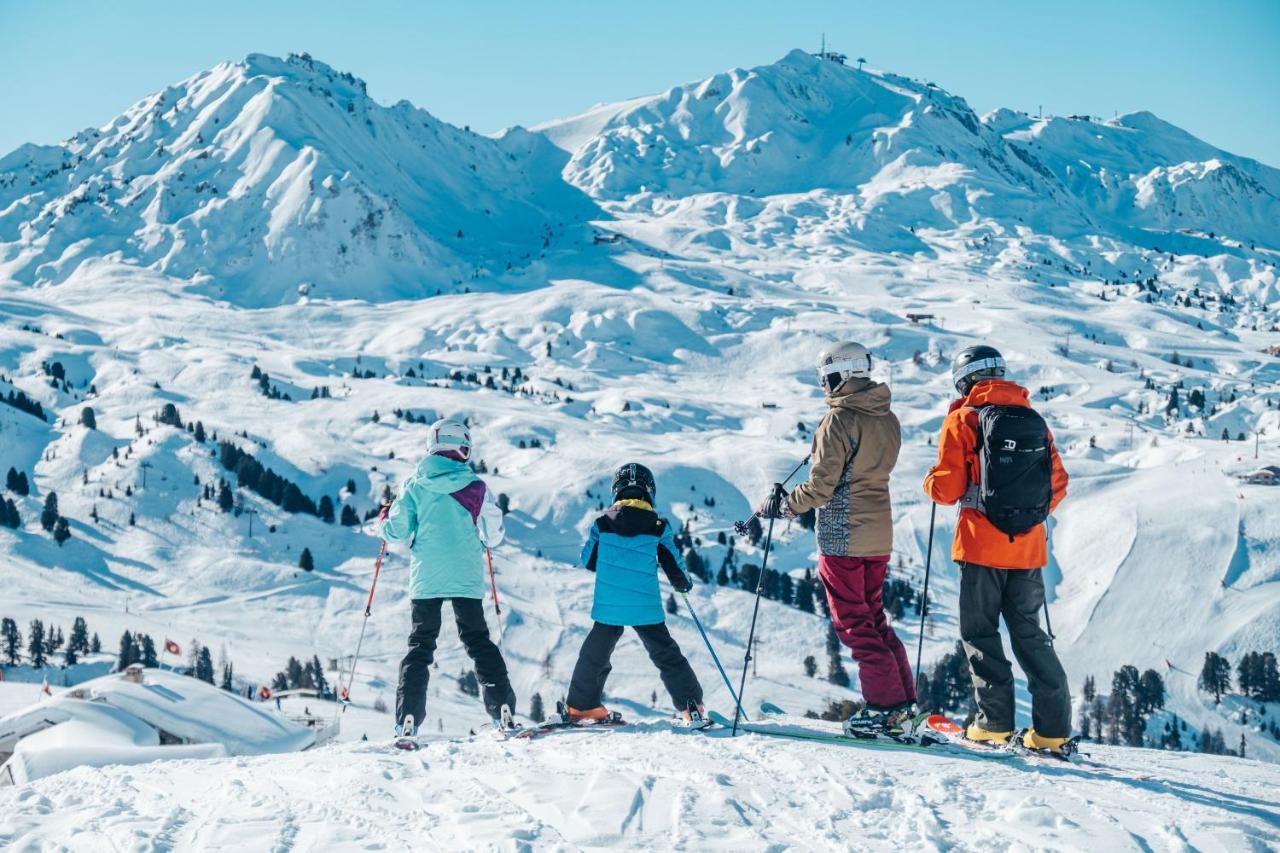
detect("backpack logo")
[1002,439,1017,450]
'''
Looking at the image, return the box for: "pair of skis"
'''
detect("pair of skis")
[722,703,1081,764]
[393,704,522,751]
[393,701,715,749]
[518,701,715,740]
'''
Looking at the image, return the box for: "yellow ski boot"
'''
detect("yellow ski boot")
[965,723,1014,746]
[1022,728,1078,759]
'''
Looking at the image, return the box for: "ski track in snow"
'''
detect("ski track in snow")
[3,724,1278,851]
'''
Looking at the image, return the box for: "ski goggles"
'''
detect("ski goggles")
[953,356,1006,384]
[816,354,872,387]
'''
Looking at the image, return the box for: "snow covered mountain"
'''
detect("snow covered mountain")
[1,48,1279,846]
[0,53,596,306]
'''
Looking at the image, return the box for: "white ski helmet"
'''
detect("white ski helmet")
[816,341,872,393]
[427,418,471,460]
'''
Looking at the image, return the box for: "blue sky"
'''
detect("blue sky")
[2,0,1278,166]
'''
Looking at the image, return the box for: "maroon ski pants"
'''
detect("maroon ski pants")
[818,555,916,709]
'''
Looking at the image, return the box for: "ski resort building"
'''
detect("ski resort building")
[0,666,327,785]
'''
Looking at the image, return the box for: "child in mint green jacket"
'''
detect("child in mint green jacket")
[382,418,511,734]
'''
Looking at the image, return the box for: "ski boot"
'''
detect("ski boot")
[964,723,1013,748]
[567,704,614,724]
[842,702,921,741]
[393,715,419,751]
[395,714,417,738]
[1016,728,1080,761]
[492,703,521,736]
[674,700,712,729]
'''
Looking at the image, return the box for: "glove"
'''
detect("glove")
[673,574,693,594]
[756,484,792,520]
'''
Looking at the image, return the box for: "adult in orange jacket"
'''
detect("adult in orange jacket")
[923,345,1073,754]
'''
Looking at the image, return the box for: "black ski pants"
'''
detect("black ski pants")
[959,563,1071,738]
[396,597,514,728]
[567,621,703,712]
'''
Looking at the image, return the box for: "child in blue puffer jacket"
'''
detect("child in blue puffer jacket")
[382,418,513,735]
[566,463,704,722]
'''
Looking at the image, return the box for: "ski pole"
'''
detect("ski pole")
[732,485,783,736]
[682,592,745,722]
[913,502,937,690]
[486,546,505,652]
[340,506,389,715]
[485,547,501,615]
[733,454,811,536]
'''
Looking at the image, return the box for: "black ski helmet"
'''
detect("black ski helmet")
[951,345,1006,395]
[611,462,656,503]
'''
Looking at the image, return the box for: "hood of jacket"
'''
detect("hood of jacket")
[827,379,893,416]
[412,453,478,493]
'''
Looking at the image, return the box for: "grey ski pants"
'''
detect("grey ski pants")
[959,563,1071,738]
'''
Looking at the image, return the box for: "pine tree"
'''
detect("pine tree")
[40,492,59,531]
[1,617,21,665]
[311,655,328,696]
[140,634,158,667]
[803,655,817,678]
[5,467,17,492]
[1082,674,1096,703]
[28,619,46,668]
[299,548,315,572]
[796,569,816,613]
[221,661,234,691]
[90,632,101,654]
[64,643,78,666]
[79,407,96,429]
[457,670,480,697]
[217,480,234,512]
[318,495,335,524]
[194,421,206,443]
[1136,669,1165,716]
[69,617,89,654]
[1198,651,1231,703]
[117,630,136,669]
[286,656,304,688]
[53,517,71,545]
[340,504,359,526]
[1259,653,1280,702]
[196,646,215,683]
[529,692,546,724]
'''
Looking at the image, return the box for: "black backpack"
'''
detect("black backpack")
[972,404,1053,538]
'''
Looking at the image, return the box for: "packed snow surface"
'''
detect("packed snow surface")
[3,721,1279,850]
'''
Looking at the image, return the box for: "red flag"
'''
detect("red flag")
[41,676,52,696]
[165,639,181,655]
[258,685,272,701]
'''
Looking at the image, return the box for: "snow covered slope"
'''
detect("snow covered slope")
[3,722,1278,850]
[0,48,1278,841]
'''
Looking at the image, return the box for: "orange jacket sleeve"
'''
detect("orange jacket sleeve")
[1048,430,1069,512]
[923,407,973,506]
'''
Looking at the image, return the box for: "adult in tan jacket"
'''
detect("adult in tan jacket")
[758,342,916,733]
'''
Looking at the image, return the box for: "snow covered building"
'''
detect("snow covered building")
[1238,466,1280,486]
[0,667,326,785]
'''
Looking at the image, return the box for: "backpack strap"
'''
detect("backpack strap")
[957,405,983,510]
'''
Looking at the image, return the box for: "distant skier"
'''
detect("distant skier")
[567,463,704,722]
[923,345,1072,754]
[758,341,917,736]
[382,418,514,735]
